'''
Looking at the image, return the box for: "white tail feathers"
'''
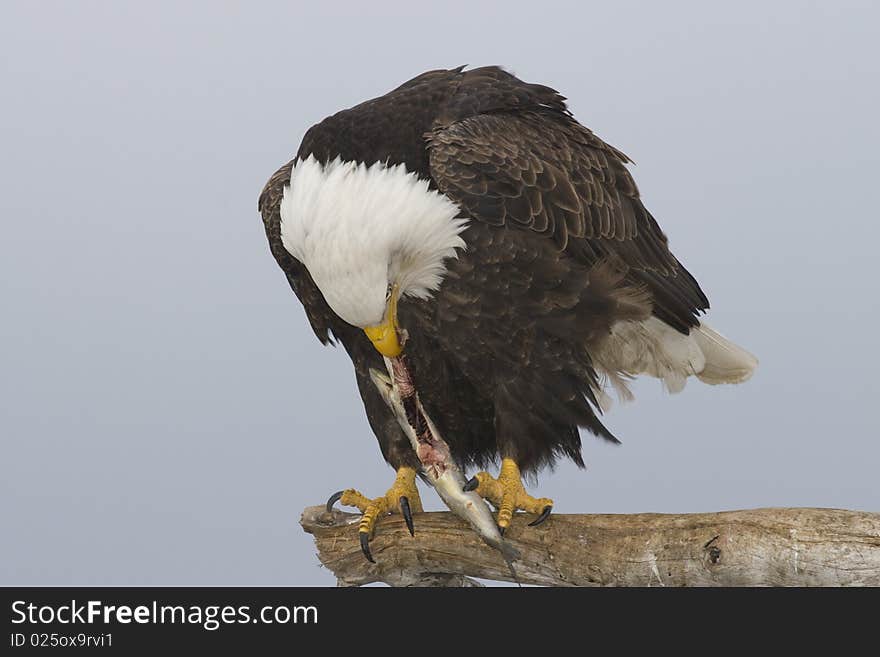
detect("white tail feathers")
[593,317,757,404]
[691,323,758,385]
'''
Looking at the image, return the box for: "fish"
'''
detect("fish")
[370,358,521,570]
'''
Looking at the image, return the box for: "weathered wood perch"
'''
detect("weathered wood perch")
[301,505,880,586]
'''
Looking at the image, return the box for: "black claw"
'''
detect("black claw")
[400,496,415,537]
[463,476,479,492]
[528,505,553,527]
[359,531,375,563]
[326,490,344,514]
[499,525,506,536]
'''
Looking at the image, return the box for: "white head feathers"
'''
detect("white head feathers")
[279,156,468,328]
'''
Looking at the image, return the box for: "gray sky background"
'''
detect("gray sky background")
[1,0,877,585]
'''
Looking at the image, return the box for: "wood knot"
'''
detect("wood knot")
[315,508,350,527]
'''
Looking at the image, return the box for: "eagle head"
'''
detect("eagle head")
[279,156,468,356]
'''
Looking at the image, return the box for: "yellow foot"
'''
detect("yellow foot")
[465,458,553,532]
[326,466,423,563]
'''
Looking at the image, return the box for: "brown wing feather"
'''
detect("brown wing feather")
[427,110,709,331]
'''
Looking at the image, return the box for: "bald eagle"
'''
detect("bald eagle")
[258,66,756,558]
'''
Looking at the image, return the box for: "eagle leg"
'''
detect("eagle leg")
[469,458,553,533]
[326,466,422,562]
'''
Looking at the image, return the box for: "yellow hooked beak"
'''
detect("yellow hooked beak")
[363,285,402,357]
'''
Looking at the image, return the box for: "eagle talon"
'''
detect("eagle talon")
[359,531,375,563]
[463,476,479,492]
[529,505,553,527]
[326,490,345,514]
[470,458,554,532]
[331,466,422,562]
[400,496,415,536]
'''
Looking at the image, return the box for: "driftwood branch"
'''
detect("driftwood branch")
[300,505,880,586]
